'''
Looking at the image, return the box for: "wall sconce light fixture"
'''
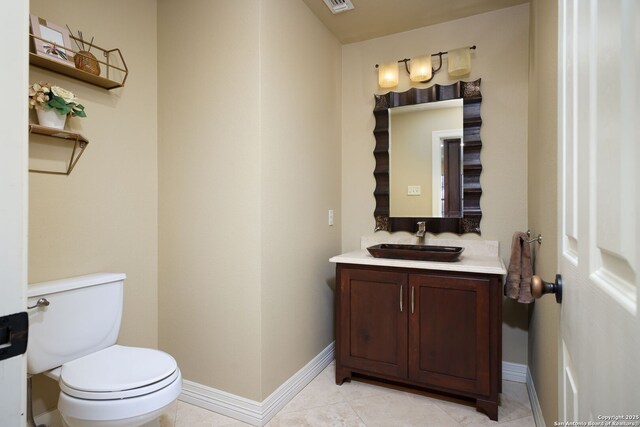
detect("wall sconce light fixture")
[376,45,476,88]
[378,61,399,88]
[409,54,432,82]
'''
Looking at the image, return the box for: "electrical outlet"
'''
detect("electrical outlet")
[407,185,421,196]
[328,209,334,226]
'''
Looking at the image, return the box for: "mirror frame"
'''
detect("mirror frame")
[373,79,482,235]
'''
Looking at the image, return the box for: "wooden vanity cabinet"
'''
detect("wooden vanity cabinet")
[335,264,502,421]
[336,269,409,379]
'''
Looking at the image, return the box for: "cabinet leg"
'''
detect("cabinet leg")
[476,398,498,421]
[335,366,352,385]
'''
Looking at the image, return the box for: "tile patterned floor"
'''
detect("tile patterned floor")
[161,361,536,427]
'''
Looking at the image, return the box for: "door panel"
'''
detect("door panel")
[558,0,640,420]
[338,269,408,378]
[0,1,28,425]
[590,0,636,314]
[562,342,579,422]
[0,1,29,426]
[408,274,490,396]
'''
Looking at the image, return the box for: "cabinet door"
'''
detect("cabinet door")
[337,268,408,379]
[408,274,491,396]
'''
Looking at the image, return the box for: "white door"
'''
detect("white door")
[558,0,640,422]
[0,1,29,425]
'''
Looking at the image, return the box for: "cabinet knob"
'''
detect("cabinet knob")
[531,274,563,304]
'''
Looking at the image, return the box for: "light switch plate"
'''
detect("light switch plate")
[407,185,421,196]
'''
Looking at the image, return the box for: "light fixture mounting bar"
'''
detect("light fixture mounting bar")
[374,45,476,70]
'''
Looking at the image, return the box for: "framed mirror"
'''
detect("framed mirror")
[373,79,482,235]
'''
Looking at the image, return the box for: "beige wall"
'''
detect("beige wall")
[260,0,342,398]
[158,0,341,401]
[528,0,560,425]
[157,0,263,401]
[341,4,531,364]
[29,0,158,414]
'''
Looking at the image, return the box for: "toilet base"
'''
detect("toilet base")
[61,400,177,427]
[58,369,181,427]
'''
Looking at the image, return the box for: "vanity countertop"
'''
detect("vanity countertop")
[330,249,506,275]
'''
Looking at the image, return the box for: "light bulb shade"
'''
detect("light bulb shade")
[409,55,432,82]
[448,47,471,77]
[378,61,399,88]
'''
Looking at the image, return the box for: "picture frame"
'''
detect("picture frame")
[29,15,75,67]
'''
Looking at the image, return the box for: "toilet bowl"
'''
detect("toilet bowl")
[27,273,182,427]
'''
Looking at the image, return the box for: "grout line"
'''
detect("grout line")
[341,387,368,427]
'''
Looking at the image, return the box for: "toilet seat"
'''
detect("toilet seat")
[57,345,178,400]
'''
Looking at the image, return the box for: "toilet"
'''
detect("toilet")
[27,273,182,427]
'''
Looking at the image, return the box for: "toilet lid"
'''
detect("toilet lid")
[59,345,178,399]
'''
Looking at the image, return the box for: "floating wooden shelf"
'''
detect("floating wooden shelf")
[29,124,89,175]
[29,33,128,90]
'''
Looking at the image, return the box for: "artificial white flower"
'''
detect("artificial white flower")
[51,85,76,103]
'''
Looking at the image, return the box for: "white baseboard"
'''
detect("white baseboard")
[180,341,335,426]
[526,367,546,427]
[502,361,528,383]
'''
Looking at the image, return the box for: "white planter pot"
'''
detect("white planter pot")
[36,108,67,129]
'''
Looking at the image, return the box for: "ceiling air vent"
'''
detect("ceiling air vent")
[322,0,354,14]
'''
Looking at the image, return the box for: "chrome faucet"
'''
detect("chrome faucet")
[416,221,426,243]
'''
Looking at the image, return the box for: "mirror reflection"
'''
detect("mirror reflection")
[389,99,463,218]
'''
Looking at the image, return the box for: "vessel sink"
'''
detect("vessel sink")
[367,244,464,262]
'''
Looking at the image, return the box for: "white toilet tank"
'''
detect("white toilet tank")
[27,273,127,375]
